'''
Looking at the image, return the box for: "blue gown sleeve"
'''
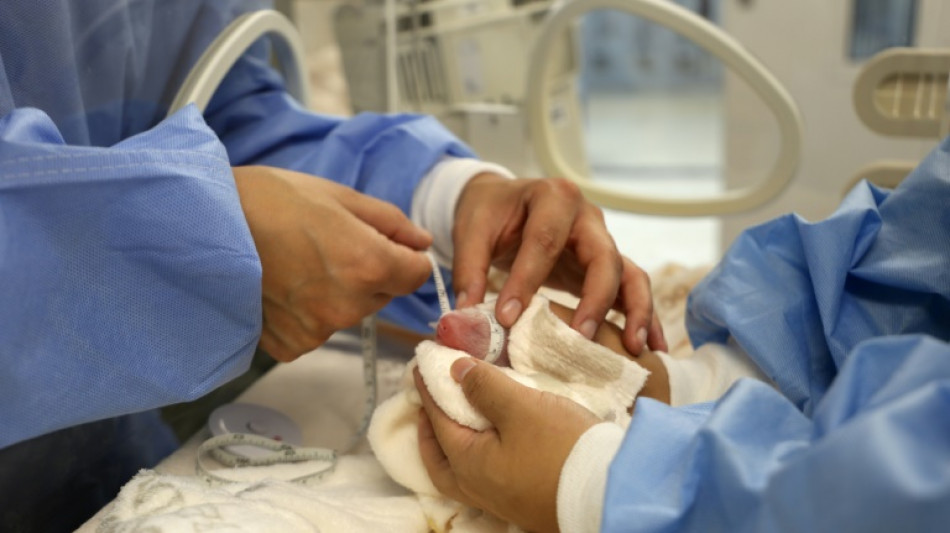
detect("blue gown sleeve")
[604,337,950,532]
[601,136,950,531]
[0,106,261,448]
[201,41,477,332]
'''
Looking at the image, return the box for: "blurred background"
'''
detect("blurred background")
[276,0,948,272]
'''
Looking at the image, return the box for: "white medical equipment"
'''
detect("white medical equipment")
[854,49,950,139]
[848,47,950,191]
[717,1,950,249]
[528,0,801,216]
[169,10,312,115]
[333,0,590,176]
[334,0,803,217]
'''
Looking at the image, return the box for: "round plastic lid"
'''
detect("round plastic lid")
[208,402,303,458]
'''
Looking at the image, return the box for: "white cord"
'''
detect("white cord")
[196,252,455,485]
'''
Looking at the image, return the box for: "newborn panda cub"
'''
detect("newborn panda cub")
[433,302,670,405]
[369,295,673,531]
[435,307,510,366]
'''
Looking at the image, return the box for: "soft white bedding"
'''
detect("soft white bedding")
[81,265,764,533]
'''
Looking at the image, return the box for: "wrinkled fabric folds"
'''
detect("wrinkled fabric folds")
[603,136,950,532]
[0,0,472,449]
[0,106,260,448]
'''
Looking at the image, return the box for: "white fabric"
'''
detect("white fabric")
[368,295,650,531]
[557,422,626,533]
[506,297,648,426]
[411,157,516,268]
[93,272,757,533]
[553,344,769,533]
[415,341,537,431]
[99,458,427,533]
[656,341,769,407]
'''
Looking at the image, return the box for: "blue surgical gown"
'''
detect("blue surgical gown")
[602,137,950,531]
[0,0,473,451]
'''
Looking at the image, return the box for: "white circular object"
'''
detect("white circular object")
[208,403,303,458]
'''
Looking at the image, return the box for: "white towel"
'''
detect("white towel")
[367,295,650,531]
[98,457,427,533]
[97,296,653,533]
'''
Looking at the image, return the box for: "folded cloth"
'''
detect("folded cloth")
[368,295,650,531]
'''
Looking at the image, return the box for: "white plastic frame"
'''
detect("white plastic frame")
[169,10,311,115]
[527,0,803,216]
[852,48,950,139]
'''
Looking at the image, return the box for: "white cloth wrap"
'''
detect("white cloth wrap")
[368,295,650,530]
[96,296,655,533]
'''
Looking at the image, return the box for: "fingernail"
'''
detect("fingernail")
[637,327,648,346]
[451,358,477,382]
[499,299,522,325]
[578,319,597,340]
[456,290,469,308]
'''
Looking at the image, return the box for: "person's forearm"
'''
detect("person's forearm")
[0,107,261,448]
[410,157,515,268]
[601,336,950,532]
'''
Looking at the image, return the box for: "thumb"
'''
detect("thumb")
[450,358,523,431]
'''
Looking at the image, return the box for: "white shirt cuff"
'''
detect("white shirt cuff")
[656,342,770,407]
[410,157,515,268]
[557,422,626,533]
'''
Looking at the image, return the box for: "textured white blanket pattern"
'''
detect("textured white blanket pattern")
[367,296,649,531]
[99,296,649,532]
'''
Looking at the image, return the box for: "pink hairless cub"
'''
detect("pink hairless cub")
[434,307,510,367]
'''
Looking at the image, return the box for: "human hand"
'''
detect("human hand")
[414,358,600,533]
[434,299,670,405]
[452,173,667,355]
[233,166,433,361]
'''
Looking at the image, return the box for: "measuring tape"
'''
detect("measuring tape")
[197,432,338,484]
[197,251,446,485]
[483,312,506,364]
[428,253,506,364]
[197,312,378,485]
[197,252,509,484]
[427,252,451,315]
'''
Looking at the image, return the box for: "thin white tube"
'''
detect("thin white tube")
[385,0,400,112]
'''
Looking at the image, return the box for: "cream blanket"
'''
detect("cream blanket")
[97,266,766,532]
[98,295,650,532]
[367,295,649,531]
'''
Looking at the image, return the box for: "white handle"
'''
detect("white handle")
[527,0,802,216]
[169,10,311,115]
[852,48,950,139]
